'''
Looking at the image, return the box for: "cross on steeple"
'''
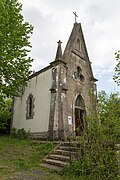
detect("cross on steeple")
[73,11,78,23]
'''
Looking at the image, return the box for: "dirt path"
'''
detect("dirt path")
[5,170,51,180]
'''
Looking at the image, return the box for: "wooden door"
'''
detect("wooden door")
[75,108,84,136]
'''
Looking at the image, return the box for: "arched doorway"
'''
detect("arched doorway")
[75,95,86,136]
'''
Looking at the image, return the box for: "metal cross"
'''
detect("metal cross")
[73,11,78,23]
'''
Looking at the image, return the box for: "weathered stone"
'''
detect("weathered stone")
[12,22,97,141]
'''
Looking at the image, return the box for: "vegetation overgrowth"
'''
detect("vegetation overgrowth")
[0,136,59,179]
[62,91,120,179]
[0,136,83,180]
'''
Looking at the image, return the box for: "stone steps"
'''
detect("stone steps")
[61,142,81,147]
[54,149,70,156]
[40,141,81,171]
[49,154,70,162]
[40,163,63,171]
[45,159,68,167]
[59,145,80,151]
[54,149,76,156]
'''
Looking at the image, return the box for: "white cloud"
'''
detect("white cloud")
[108,78,120,93]
[19,0,120,92]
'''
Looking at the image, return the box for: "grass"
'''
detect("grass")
[1,136,118,180]
[0,136,67,180]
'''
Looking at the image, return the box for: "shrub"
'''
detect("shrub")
[11,128,28,139]
[0,98,12,134]
[62,92,120,180]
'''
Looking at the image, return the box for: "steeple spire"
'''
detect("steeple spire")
[55,40,62,61]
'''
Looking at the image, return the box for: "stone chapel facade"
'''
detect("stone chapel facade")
[12,22,97,140]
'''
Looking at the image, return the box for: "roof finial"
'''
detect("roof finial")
[73,11,78,23]
[55,40,62,61]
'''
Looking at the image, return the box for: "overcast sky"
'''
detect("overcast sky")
[19,0,120,93]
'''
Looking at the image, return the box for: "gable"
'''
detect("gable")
[63,23,89,61]
[63,22,97,81]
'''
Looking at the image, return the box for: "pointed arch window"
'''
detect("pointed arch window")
[76,38,80,51]
[26,94,35,119]
[75,95,86,136]
[75,95,85,109]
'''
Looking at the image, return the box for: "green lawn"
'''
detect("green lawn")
[0,136,69,180]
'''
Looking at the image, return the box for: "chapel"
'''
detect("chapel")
[12,21,97,140]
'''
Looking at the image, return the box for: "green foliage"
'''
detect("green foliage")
[16,157,29,170]
[98,91,120,141]
[16,128,28,139]
[11,128,28,139]
[0,0,33,104]
[0,137,58,179]
[63,91,120,180]
[113,51,120,86]
[0,97,12,133]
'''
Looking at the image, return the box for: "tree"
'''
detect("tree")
[98,91,120,141]
[0,97,12,134]
[0,0,33,104]
[113,51,120,86]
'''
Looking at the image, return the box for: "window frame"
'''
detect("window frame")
[26,94,35,119]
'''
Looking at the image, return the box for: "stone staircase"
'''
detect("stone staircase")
[41,141,81,171]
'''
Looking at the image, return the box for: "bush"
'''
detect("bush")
[11,128,28,139]
[62,92,120,180]
[63,127,119,179]
[0,98,12,134]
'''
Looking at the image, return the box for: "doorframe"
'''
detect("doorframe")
[75,108,86,136]
[72,93,86,137]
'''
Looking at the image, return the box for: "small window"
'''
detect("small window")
[76,39,80,51]
[73,66,85,83]
[77,66,82,77]
[26,94,35,119]
[79,74,84,83]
